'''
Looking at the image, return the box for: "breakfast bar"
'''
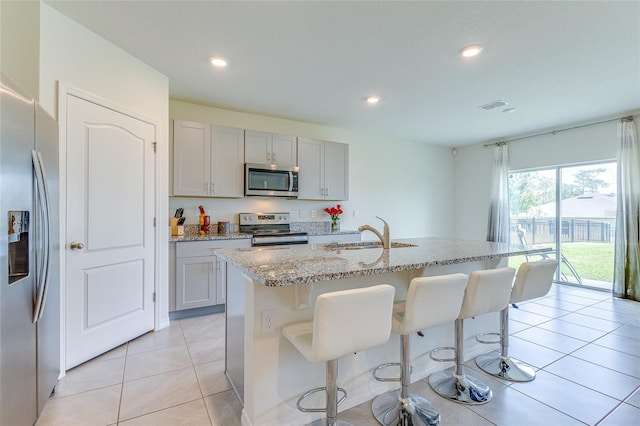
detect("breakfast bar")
[216,238,550,426]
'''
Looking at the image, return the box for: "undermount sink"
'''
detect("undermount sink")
[324,241,417,250]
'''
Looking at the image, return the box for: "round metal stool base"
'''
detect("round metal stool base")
[428,370,492,405]
[371,389,440,426]
[475,354,536,382]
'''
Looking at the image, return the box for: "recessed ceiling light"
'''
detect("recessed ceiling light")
[479,100,508,110]
[210,56,228,67]
[366,96,380,104]
[502,107,517,113]
[460,45,483,58]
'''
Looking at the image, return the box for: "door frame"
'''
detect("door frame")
[57,83,166,373]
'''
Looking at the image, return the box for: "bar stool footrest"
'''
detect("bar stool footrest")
[373,362,413,382]
[475,332,500,344]
[296,386,347,413]
[429,346,456,362]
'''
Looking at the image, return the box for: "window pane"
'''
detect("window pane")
[509,162,617,291]
[509,169,558,273]
[559,163,616,289]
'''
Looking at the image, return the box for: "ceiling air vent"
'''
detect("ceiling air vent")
[479,100,508,110]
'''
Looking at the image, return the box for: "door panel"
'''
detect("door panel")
[85,260,144,327]
[86,125,145,250]
[65,95,155,369]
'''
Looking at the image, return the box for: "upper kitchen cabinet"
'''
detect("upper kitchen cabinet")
[297,137,348,200]
[173,120,244,197]
[245,130,297,167]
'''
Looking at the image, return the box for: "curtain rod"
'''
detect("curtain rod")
[482,115,635,148]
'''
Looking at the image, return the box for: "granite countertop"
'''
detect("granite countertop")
[215,237,552,287]
[169,232,252,242]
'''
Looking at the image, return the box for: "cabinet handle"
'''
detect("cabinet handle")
[211,182,215,194]
[267,153,271,162]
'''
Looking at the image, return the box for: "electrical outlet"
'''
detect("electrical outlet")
[261,309,277,334]
[353,210,359,219]
[311,209,316,218]
[298,209,303,219]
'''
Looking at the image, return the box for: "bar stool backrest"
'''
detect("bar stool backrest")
[459,267,516,319]
[510,260,557,304]
[395,273,468,335]
[312,284,395,362]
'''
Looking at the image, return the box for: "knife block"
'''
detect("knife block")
[170,218,184,236]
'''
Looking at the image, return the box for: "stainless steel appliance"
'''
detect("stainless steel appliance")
[245,163,299,197]
[1,72,60,425]
[239,213,308,246]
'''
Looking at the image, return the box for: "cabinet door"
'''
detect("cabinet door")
[272,134,297,167]
[175,255,216,310]
[324,141,349,201]
[245,130,271,164]
[297,137,325,200]
[173,120,211,196]
[216,259,226,304]
[212,125,244,197]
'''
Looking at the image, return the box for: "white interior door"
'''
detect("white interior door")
[65,94,155,369]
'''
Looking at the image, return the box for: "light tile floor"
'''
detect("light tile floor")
[37,284,640,426]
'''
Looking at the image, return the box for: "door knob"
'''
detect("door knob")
[69,241,85,250]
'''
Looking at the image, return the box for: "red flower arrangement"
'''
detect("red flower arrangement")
[325,204,343,221]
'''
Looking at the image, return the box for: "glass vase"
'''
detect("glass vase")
[331,218,340,231]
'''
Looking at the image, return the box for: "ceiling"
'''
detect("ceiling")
[45,1,640,147]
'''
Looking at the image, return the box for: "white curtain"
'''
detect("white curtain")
[486,144,510,243]
[613,118,640,301]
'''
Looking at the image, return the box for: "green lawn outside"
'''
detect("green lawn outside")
[508,242,614,282]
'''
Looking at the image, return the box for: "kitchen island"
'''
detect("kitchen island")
[216,238,550,426]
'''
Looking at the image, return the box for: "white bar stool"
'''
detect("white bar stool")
[428,267,515,404]
[475,260,557,381]
[371,273,468,426]
[282,284,396,426]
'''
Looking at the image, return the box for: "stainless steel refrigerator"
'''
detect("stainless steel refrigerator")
[1,72,60,425]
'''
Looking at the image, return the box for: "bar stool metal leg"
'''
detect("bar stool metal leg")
[302,359,352,426]
[371,334,440,425]
[428,319,492,404]
[475,307,536,382]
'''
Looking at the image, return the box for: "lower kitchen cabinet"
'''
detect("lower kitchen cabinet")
[173,239,250,311]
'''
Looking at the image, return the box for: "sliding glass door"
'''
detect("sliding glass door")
[509,162,617,290]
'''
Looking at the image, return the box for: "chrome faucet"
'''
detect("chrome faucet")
[358,216,390,249]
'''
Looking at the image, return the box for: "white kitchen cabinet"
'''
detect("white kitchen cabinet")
[173,239,250,311]
[245,130,297,167]
[211,125,245,197]
[173,120,211,196]
[173,120,244,197]
[297,137,348,200]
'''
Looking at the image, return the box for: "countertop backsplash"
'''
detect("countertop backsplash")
[170,221,359,241]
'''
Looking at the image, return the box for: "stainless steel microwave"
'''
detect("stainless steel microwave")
[245,163,299,197]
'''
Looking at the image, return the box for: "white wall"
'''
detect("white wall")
[170,100,455,239]
[38,3,171,328]
[0,0,40,97]
[453,119,627,241]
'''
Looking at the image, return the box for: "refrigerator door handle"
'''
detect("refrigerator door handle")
[32,150,51,323]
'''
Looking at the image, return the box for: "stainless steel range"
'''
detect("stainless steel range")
[239,212,308,246]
